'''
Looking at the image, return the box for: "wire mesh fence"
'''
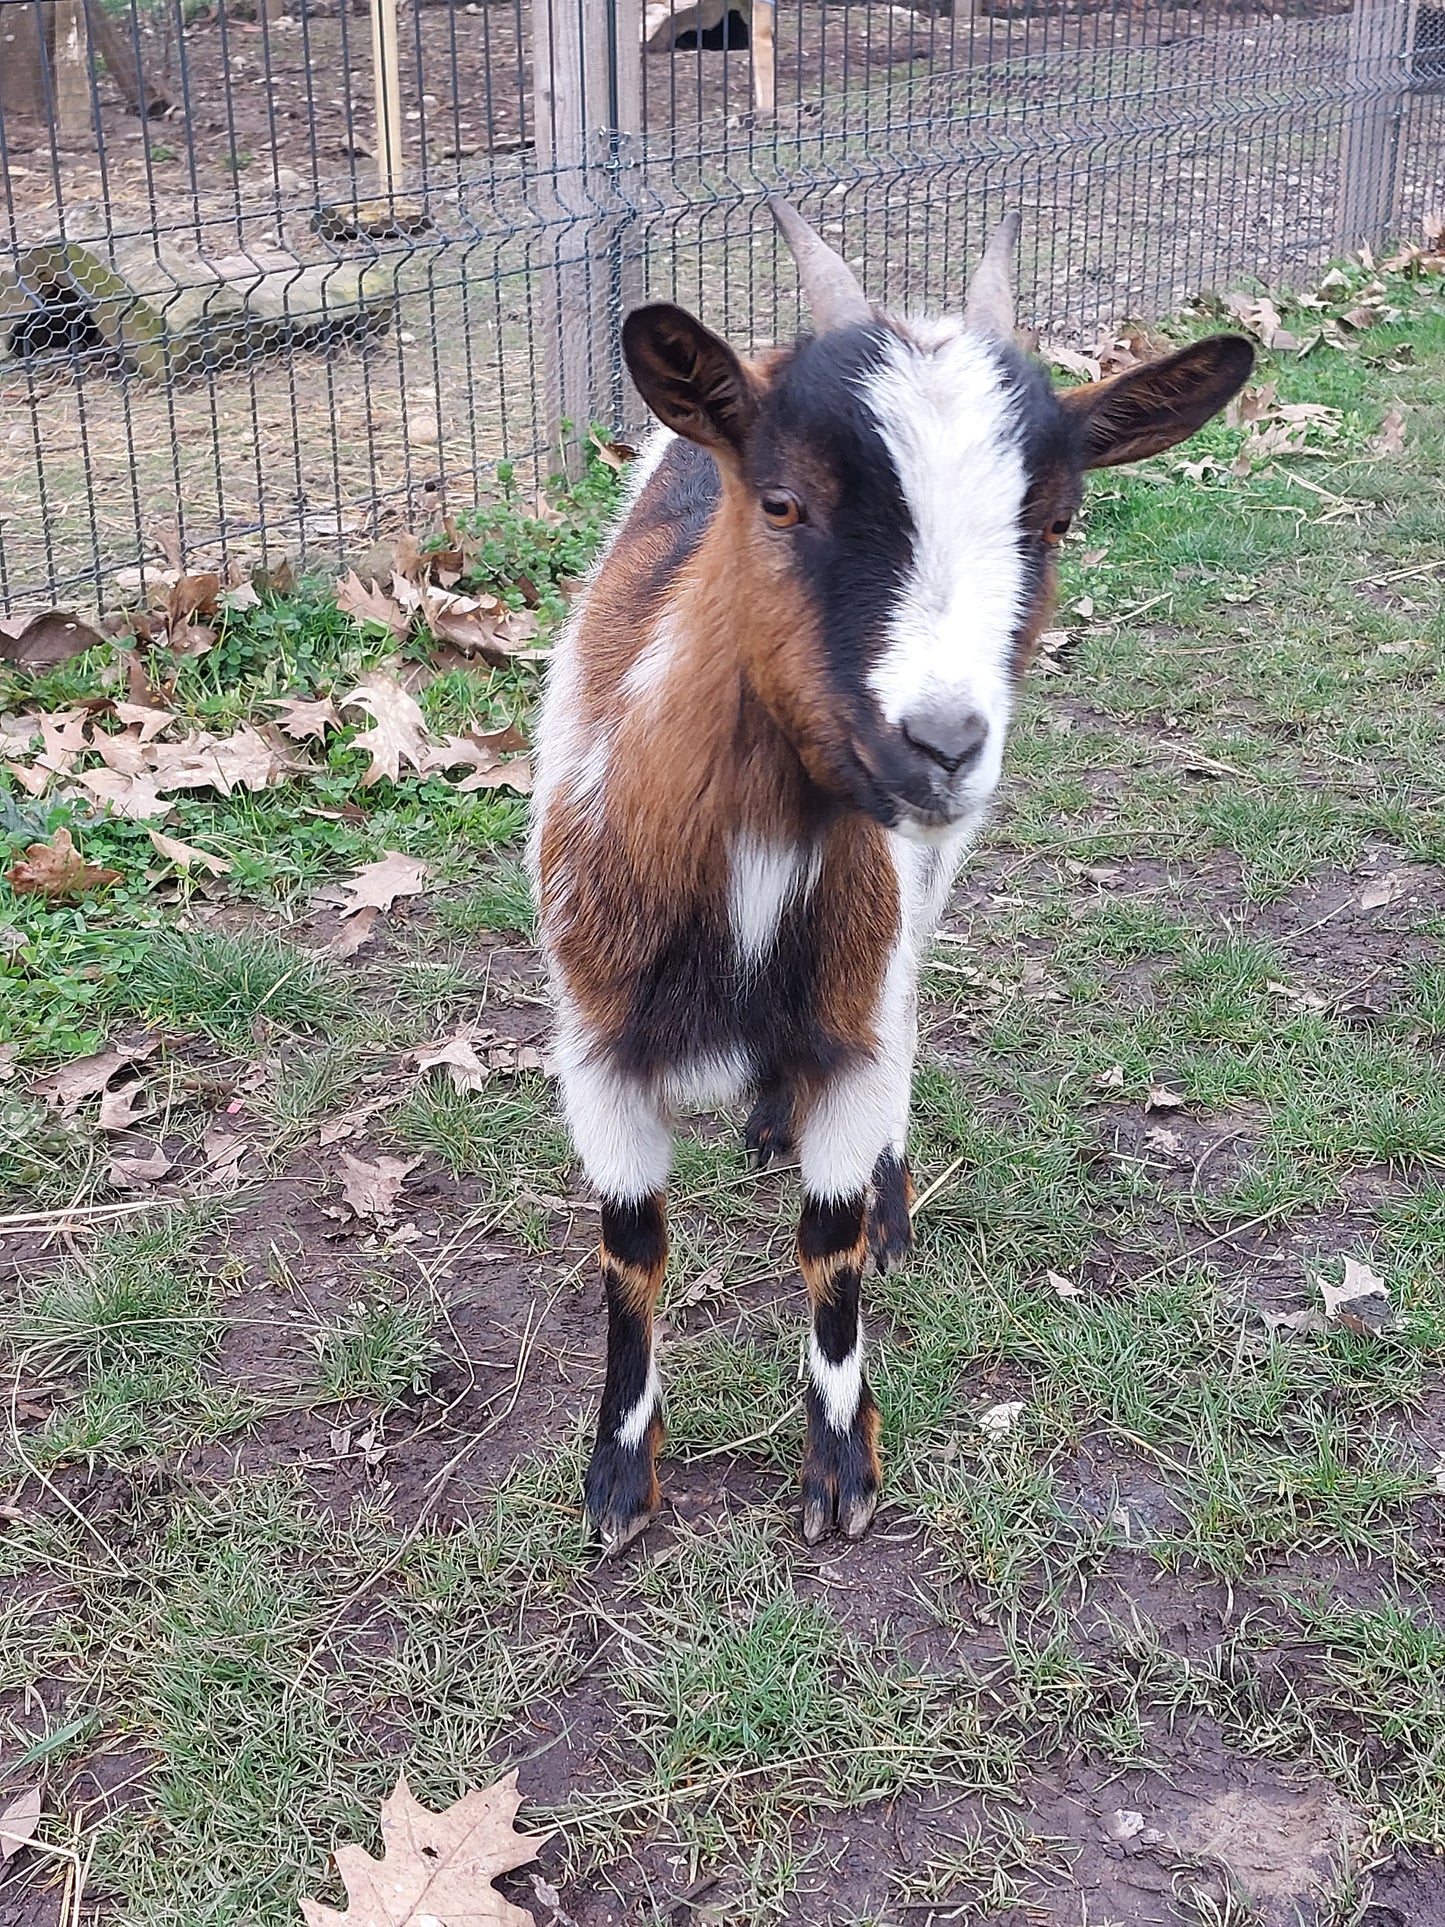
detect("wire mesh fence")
[0,0,1440,611]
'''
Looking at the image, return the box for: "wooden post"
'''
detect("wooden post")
[371,0,405,206]
[1337,0,1414,251]
[533,0,642,468]
[53,0,93,142]
[752,0,776,119]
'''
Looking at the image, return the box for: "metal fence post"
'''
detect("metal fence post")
[533,0,642,470]
[1338,0,1415,251]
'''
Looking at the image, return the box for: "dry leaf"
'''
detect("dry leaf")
[1225,292,1298,353]
[148,725,296,797]
[1145,1083,1185,1112]
[1360,870,1409,911]
[335,569,410,643]
[301,1772,550,1927]
[6,827,122,900]
[73,766,170,822]
[0,1787,41,1862]
[114,700,177,742]
[978,1400,1025,1438]
[339,852,431,917]
[316,1091,402,1146]
[340,674,431,787]
[415,1031,489,1093]
[98,1076,154,1134]
[326,904,381,958]
[108,1147,173,1187]
[4,759,51,798]
[31,1041,159,1115]
[275,696,342,742]
[0,609,107,669]
[1318,1257,1392,1335]
[36,708,90,774]
[456,756,534,796]
[1046,1270,1081,1299]
[1373,408,1406,455]
[338,1151,422,1223]
[147,829,233,875]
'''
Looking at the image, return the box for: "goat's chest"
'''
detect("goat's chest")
[608,827,906,1089]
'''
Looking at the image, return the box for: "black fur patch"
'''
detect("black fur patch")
[601,1193,667,1274]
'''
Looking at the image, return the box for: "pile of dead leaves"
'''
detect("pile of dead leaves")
[1,668,531,830]
[333,527,545,667]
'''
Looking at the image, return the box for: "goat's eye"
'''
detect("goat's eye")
[1042,517,1072,546]
[760,490,804,529]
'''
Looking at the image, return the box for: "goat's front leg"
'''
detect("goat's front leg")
[585,1192,668,1555]
[798,1189,880,1543]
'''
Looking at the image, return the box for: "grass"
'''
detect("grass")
[0,255,1442,1923]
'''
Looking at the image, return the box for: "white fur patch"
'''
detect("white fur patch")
[809,1330,864,1433]
[551,1016,673,1198]
[662,1049,752,1113]
[860,327,1028,813]
[616,1360,662,1450]
[727,833,819,966]
[620,618,677,706]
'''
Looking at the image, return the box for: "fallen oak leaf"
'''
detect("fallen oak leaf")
[1318,1256,1393,1335]
[0,609,107,669]
[31,1041,159,1115]
[6,827,122,900]
[1373,408,1406,455]
[0,1787,41,1862]
[334,569,410,643]
[3,760,51,799]
[36,708,91,775]
[455,755,533,796]
[414,1030,489,1092]
[324,903,381,958]
[114,699,177,742]
[72,766,170,822]
[107,1146,174,1187]
[98,1076,155,1134]
[300,1771,550,1927]
[338,1152,423,1224]
[339,852,431,917]
[147,828,233,875]
[339,673,431,787]
[147,725,299,797]
[274,695,342,742]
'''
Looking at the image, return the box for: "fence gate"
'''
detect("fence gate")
[0,0,1440,610]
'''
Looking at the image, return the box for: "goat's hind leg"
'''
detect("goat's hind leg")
[744,1078,796,1169]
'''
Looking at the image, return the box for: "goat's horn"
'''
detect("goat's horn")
[963,213,1021,339]
[768,196,871,333]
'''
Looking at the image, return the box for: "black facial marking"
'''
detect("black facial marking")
[748,324,916,709]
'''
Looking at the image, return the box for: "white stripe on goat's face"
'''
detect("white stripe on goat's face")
[859,324,1028,839]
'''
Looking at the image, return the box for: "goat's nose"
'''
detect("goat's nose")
[899,703,990,777]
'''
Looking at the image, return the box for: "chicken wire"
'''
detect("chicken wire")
[0,0,1439,611]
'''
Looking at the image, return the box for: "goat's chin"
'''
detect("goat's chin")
[888,801,991,849]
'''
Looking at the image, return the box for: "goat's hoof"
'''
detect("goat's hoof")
[585,1440,660,1558]
[867,1150,915,1273]
[800,1468,881,1545]
[591,1505,656,1558]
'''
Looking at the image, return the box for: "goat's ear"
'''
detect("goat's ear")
[1061,335,1255,469]
[623,303,760,455]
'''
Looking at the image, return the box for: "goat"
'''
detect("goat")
[531,203,1252,1553]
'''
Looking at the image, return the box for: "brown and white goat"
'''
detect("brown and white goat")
[531,203,1252,1552]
